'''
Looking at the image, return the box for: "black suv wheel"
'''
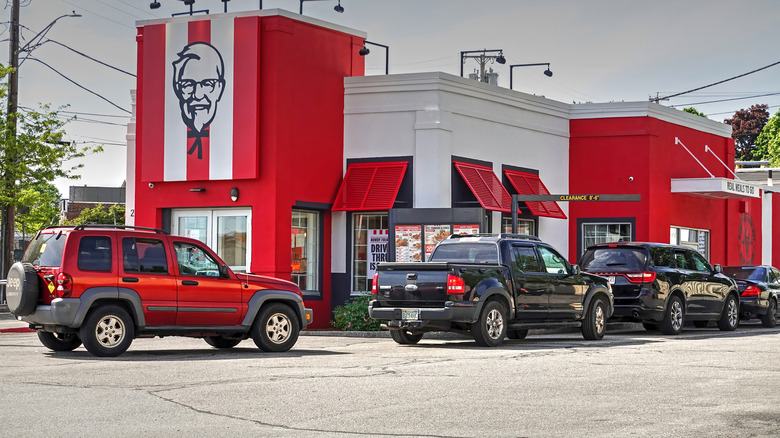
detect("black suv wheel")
[582,297,607,340]
[659,296,684,335]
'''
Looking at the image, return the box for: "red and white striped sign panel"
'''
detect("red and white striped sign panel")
[139,16,259,182]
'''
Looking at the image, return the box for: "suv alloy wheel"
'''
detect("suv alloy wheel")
[80,305,136,357]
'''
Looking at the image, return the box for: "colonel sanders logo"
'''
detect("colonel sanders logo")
[172,42,225,159]
[738,213,756,265]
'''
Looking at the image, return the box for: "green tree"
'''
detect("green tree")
[754,109,780,165]
[63,204,125,226]
[15,181,60,236]
[682,107,708,118]
[0,64,100,268]
[724,104,770,161]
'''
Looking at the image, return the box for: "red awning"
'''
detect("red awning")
[332,162,408,211]
[453,161,512,213]
[504,170,567,219]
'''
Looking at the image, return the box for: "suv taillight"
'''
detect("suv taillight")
[55,273,73,298]
[371,273,378,295]
[741,285,760,297]
[447,274,465,294]
[623,272,656,284]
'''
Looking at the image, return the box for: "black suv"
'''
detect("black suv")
[579,242,739,335]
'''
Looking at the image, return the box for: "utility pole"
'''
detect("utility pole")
[2,0,21,276]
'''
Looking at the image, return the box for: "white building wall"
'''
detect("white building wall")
[340,72,572,260]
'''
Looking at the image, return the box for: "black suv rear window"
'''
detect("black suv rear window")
[23,232,67,267]
[580,247,648,271]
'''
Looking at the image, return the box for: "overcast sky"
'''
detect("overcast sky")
[2,0,779,198]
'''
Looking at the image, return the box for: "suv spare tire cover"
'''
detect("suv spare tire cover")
[6,262,39,316]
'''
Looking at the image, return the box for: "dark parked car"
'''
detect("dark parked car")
[722,265,779,328]
[579,242,739,335]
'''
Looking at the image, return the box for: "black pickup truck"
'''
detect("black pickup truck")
[368,234,614,347]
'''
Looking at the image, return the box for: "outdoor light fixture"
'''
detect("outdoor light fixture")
[460,49,506,83]
[230,187,239,202]
[334,0,344,13]
[150,1,161,9]
[509,63,553,90]
[358,40,389,75]
[300,0,341,15]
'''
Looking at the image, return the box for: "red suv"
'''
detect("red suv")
[5,225,312,357]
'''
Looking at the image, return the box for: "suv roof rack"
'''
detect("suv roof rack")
[448,233,541,242]
[70,224,169,234]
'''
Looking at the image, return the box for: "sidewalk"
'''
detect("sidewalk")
[0,309,33,333]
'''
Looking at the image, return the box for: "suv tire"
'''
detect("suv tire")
[390,329,424,345]
[6,262,40,316]
[582,297,606,340]
[251,303,300,352]
[642,322,658,331]
[80,305,135,357]
[37,331,82,352]
[659,296,684,335]
[506,329,528,340]
[717,294,739,331]
[471,300,508,347]
[204,336,242,349]
[761,298,777,328]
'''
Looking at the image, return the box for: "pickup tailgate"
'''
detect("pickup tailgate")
[375,263,451,307]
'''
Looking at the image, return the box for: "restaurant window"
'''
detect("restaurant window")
[291,210,319,292]
[670,226,709,259]
[352,212,388,294]
[501,217,536,236]
[583,223,632,249]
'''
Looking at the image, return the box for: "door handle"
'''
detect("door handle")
[181,280,199,286]
[122,277,139,283]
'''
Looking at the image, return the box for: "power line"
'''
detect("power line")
[652,59,780,102]
[706,105,780,117]
[55,0,134,29]
[27,57,131,114]
[58,110,129,119]
[670,92,780,107]
[45,39,135,77]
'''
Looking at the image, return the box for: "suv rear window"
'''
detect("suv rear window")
[23,232,67,267]
[580,247,648,271]
[78,236,113,272]
[429,243,498,264]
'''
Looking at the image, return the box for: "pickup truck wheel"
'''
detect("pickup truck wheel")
[717,294,739,331]
[659,296,684,335]
[251,303,300,352]
[37,331,81,352]
[79,305,135,357]
[471,300,508,347]
[389,329,423,345]
[6,262,39,317]
[204,336,242,349]
[761,299,777,328]
[582,297,606,340]
[506,329,528,340]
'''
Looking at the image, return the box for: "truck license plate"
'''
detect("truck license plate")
[401,309,420,320]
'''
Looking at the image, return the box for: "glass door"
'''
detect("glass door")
[172,209,252,272]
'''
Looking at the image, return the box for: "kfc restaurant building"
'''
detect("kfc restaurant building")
[128,10,778,328]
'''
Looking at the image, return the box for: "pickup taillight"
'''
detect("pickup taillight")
[55,273,72,298]
[741,285,760,297]
[447,274,465,294]
[371,273,378,295]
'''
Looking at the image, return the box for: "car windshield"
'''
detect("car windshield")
[723,266,766,282]
[429,243,499,264]
[22,232,67,267]
[580,247,648,271]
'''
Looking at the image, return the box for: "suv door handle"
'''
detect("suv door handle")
[181,280,199,286]
[122,277,139,283]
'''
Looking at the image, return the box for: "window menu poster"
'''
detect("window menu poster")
[395,225,422,262]
[367,229,389,278]
[424,225,451,260]
[453,224,480,235]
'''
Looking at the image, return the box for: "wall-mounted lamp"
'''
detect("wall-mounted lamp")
[358,40,389,75]
[189,188,206,193]
[334,0,344,13]
[230,187,239,202]
[509,63,553,90]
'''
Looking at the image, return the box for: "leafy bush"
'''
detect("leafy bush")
[332,295,382,331]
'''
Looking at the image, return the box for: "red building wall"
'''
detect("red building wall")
[569,116,758,266]
[134,13,365,328]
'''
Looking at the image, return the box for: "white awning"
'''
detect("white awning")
[670,178,761,199]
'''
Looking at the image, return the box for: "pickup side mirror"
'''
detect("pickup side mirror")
[220,264,230,278]
[713,264,722,274]
[571,264,581,275]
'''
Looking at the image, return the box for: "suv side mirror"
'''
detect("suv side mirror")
[220,264,230,278]
[713,264,722,274]
[571,264,580,275]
